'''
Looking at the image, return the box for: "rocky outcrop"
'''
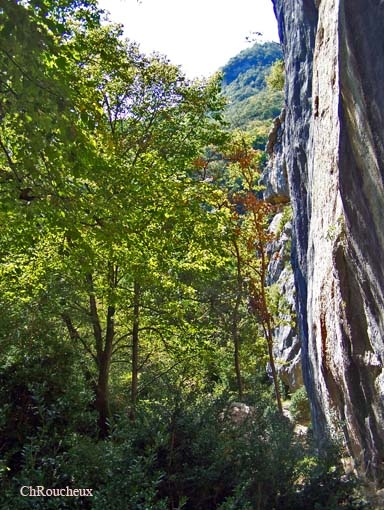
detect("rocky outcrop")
[260,110,290,204]
[272,0,384,485]
[262,108,301,391]
[266,213,302,391]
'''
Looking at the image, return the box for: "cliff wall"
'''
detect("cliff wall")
[261,112,302,392]
[272,0,384,484]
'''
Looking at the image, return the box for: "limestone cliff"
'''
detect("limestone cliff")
[266,211,302,391]
[272,0,384,485]
[261,112,302,391]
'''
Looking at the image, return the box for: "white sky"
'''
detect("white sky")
[97,0,279,79]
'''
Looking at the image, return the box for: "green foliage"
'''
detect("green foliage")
[0,0,230,437]
[2,385,366,509]
[290,386,311,423]
[0,352,96,509]
[221,41,284,134]
[277,204,293,235]
[266,59,285,91]
[65,435,169,510]
[227,89,284,127]
[221,41,282,89]
[0,0,102,234]
[284,442,368,510]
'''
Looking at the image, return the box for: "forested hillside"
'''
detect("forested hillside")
[0,2,366,509]
[221,41,284,147]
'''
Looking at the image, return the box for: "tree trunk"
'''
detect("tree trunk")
[258,246,283,415]
[87,273,116,437]
[265,323,283,414]
[232,238,244,399]
[95,351,111,438]
[233,327,243,400]
[130,280,140,419]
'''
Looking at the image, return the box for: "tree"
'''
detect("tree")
[0,1,228,436]
[225,133,283,413]
[0,1,102,226]
[199,131,283,410]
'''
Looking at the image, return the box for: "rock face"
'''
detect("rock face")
[272,0,384,485]
[260,110,289,204]
[266,212,302,391]
[262,110,302,391]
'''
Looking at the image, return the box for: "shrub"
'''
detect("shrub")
[0,378,367,510]
[290,386,311,423]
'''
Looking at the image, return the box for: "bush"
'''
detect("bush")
[0,378,367,510]
[290,386,311,423]
[92,391,303,510]
[280,441,368,510]
[266,59,285,91]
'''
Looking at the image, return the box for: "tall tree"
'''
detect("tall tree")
[1,1,228,436]
[225,132,283,413]
[198,131,283,409]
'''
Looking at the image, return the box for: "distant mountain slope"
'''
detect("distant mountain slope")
[221,41,284,143]
[222,41,282,92]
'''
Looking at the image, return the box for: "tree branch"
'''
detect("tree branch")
[61,312,97,362]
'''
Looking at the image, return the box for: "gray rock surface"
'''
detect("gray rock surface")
[266,213,302,391]
[272,0,384,485]
[260,110,290,204]
[261,106,301,391]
